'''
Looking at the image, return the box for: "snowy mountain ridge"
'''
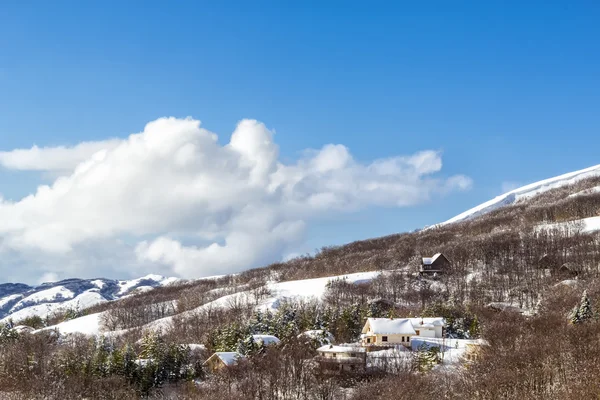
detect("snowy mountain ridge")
[0,274,179,323]
[437,163,600,227]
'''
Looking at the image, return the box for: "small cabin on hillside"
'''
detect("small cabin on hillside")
[421,253,451,275]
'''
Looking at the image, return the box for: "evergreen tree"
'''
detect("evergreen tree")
[237,335,258,356]
[571,290,594,324]
[0,323,19,344]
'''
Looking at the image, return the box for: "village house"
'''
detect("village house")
[361,317,445,348]
[203,352,244,372]
[421,253,451,276]
[315,344,366,374]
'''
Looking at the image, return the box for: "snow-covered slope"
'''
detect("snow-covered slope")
[438,163,600,226]
[42,270,386,337]
[0,274,179,323]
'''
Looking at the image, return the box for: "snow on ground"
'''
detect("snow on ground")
[11,286,75,312]
[568,185,600,198]
[437,163,600,227]
[1,290,108,324]
[0,294,23,308]
[367,346,411,371]
[28,270,386,337]
[411,337,481,367]
[90,280,106,289]
[535,216,600,234]
[465,271,482,284]
[554,279,580,288]
[257,271,383,312]
[112,270,385,335]
[36,312,105,336]
[117,274,178,295]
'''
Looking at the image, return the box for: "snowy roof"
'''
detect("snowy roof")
[317,344,365,353]
[408,317,445,329]
[422,253,442,265]
[363,318,416,335]
[252,334,280,345]
[206,352,243,366]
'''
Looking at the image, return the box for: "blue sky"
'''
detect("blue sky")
[0,1,599,280]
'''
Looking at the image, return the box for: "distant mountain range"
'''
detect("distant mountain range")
[0,274,178,323]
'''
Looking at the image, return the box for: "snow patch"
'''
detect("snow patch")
[0,294,23,308]
[11,286,75,312]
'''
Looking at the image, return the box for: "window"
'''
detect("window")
[416,330,420,336]
[382,336,388,342]
[367,338,371,344]
[401,336,405,342]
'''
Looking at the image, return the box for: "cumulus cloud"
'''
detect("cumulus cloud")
[0,117,471,281]
[0,139,122,172]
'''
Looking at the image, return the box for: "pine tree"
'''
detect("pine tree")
[237,335,258,356]
[0,323,19,344]
[571,290,594,324]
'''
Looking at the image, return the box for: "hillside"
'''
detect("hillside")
[1,164,600,399]
[3,164,600,334]
[437,163,600,226]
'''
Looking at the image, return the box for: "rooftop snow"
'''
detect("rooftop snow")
[252,334,280,345]
[364,318,416,335]
[213,352,243,366]
[317,345,365,353]
[422,253,442,265]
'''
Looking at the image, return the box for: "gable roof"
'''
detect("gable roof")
[204,352,243,367]
[422,253,443,265]
[363,318,416,335]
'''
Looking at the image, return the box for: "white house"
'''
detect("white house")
[407,318,445,338]
[361,317,445,347]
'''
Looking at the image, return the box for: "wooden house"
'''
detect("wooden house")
[421,253,451,275]
[203,352,243,373]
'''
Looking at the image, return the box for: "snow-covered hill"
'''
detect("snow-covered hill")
[38,270,387,337]
[438,163,600,226]
[0,274,179,323]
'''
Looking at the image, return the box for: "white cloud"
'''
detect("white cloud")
[0,139,121,172]
[0,117,471,281]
